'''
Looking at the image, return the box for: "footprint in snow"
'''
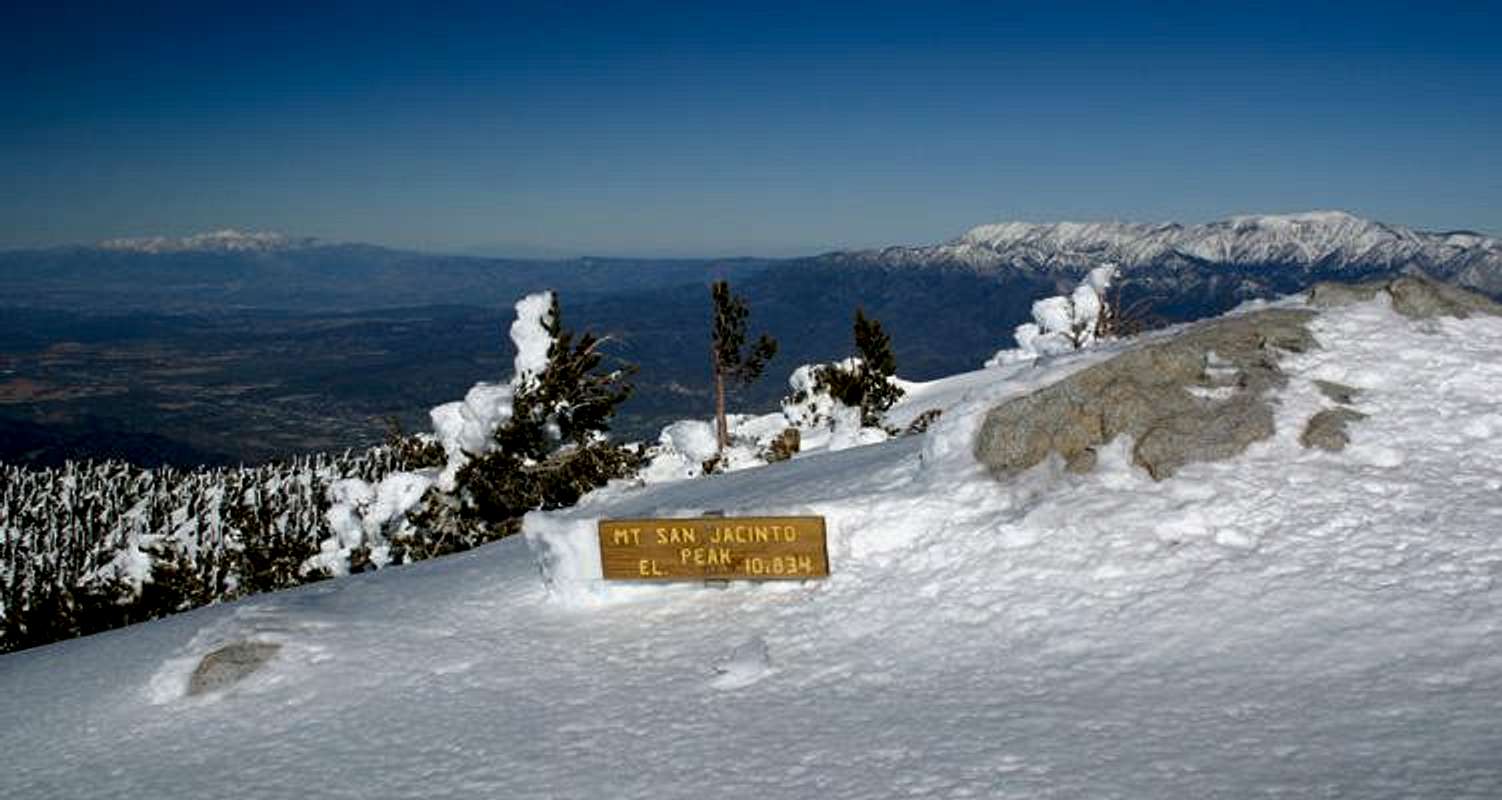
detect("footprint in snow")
[710,636,773,689]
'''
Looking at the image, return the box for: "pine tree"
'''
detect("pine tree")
[710,280,778,453]
[457,293,642,525]
[816,308,905,427]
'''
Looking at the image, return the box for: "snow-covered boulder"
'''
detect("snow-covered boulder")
[978,279,1498,481]
[1308,274,1502,319]
[187,641,281,696]
[637,420,721,483]
[975,308,1318,480]
[1300,407,1367,452]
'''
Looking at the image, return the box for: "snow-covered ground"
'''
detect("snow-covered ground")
[3,292,1501,799]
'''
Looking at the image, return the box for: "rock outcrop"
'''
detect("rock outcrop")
[187,641,281,696]
[1300,408,1367,452]
[976,278,1501,481]
[975,309,1317,480]
[1308,275,1502,319]
[1313,379,1361,405]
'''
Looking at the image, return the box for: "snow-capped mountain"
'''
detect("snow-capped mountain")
[832,210,1502,296]
[97,229,318,253]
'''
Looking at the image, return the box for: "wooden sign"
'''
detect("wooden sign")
[598,516,829,581]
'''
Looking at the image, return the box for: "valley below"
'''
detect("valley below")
[0,307,509,465]
[3,211,1499,467]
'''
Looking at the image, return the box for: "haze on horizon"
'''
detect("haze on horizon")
[2,0,1499,258]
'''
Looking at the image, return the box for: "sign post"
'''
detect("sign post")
[598,516,829,581]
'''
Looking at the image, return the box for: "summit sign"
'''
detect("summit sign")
[598,516,829,581]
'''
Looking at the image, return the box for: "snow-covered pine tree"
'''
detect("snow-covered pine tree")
[1,446,416,652]
[455,293,642,526]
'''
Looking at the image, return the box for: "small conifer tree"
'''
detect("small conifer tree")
[710,280,778,453]
[816,308,905,427]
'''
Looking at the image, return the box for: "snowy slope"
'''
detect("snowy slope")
[3,292,1502,799]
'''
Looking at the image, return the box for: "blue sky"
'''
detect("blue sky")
[2,1,1499,256]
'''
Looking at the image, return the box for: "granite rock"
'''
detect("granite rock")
[1300,408,1368,452]
[975,309,1317,481]
[1308,275,1502,319]
[187,641,282,696]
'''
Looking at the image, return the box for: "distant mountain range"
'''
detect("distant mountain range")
[96,229,319,254]
[3,212,1498,313]
[829,210,1502,298]
[2,212,1499,466]
[579,210,1502,430]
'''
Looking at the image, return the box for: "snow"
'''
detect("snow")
[313,471,436,575]
[637,359,897,485]
[892,211,1502,282]
[640,416,757,481]
[508,291,555,384]
[989,263,1118,363]
[428,382,515,489]
[96,229,311,253]
[780,362,844,430]
[659,419,721,464]
[1031,295,1074,335]
[418,291,555,492]
[4,292,1502,798]
[709,635,774,689]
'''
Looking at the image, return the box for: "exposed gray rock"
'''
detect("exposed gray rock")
[1300,408,1368,452]
[187,641,281,696]
[977,276,1498,481]
[1313,379,1362,405]
[1387,276,1502,319]
[1306,281,1385,309]
[975,309,1317,481]
[1308,275,1502,319]
[1133,393,1276,479]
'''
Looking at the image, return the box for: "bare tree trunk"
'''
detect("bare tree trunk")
[714,363,728,454]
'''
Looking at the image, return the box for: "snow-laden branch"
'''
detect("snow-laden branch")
[989,264,1118,366]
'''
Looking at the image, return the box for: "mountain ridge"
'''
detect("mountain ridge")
[96,229,320,254]
[824,210,1502,297]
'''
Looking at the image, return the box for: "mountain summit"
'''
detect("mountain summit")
[97,229,317,254]
[836,211,1502,296]
[3,282,1500,797]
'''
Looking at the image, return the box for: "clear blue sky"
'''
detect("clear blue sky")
[2,1,1499,256]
